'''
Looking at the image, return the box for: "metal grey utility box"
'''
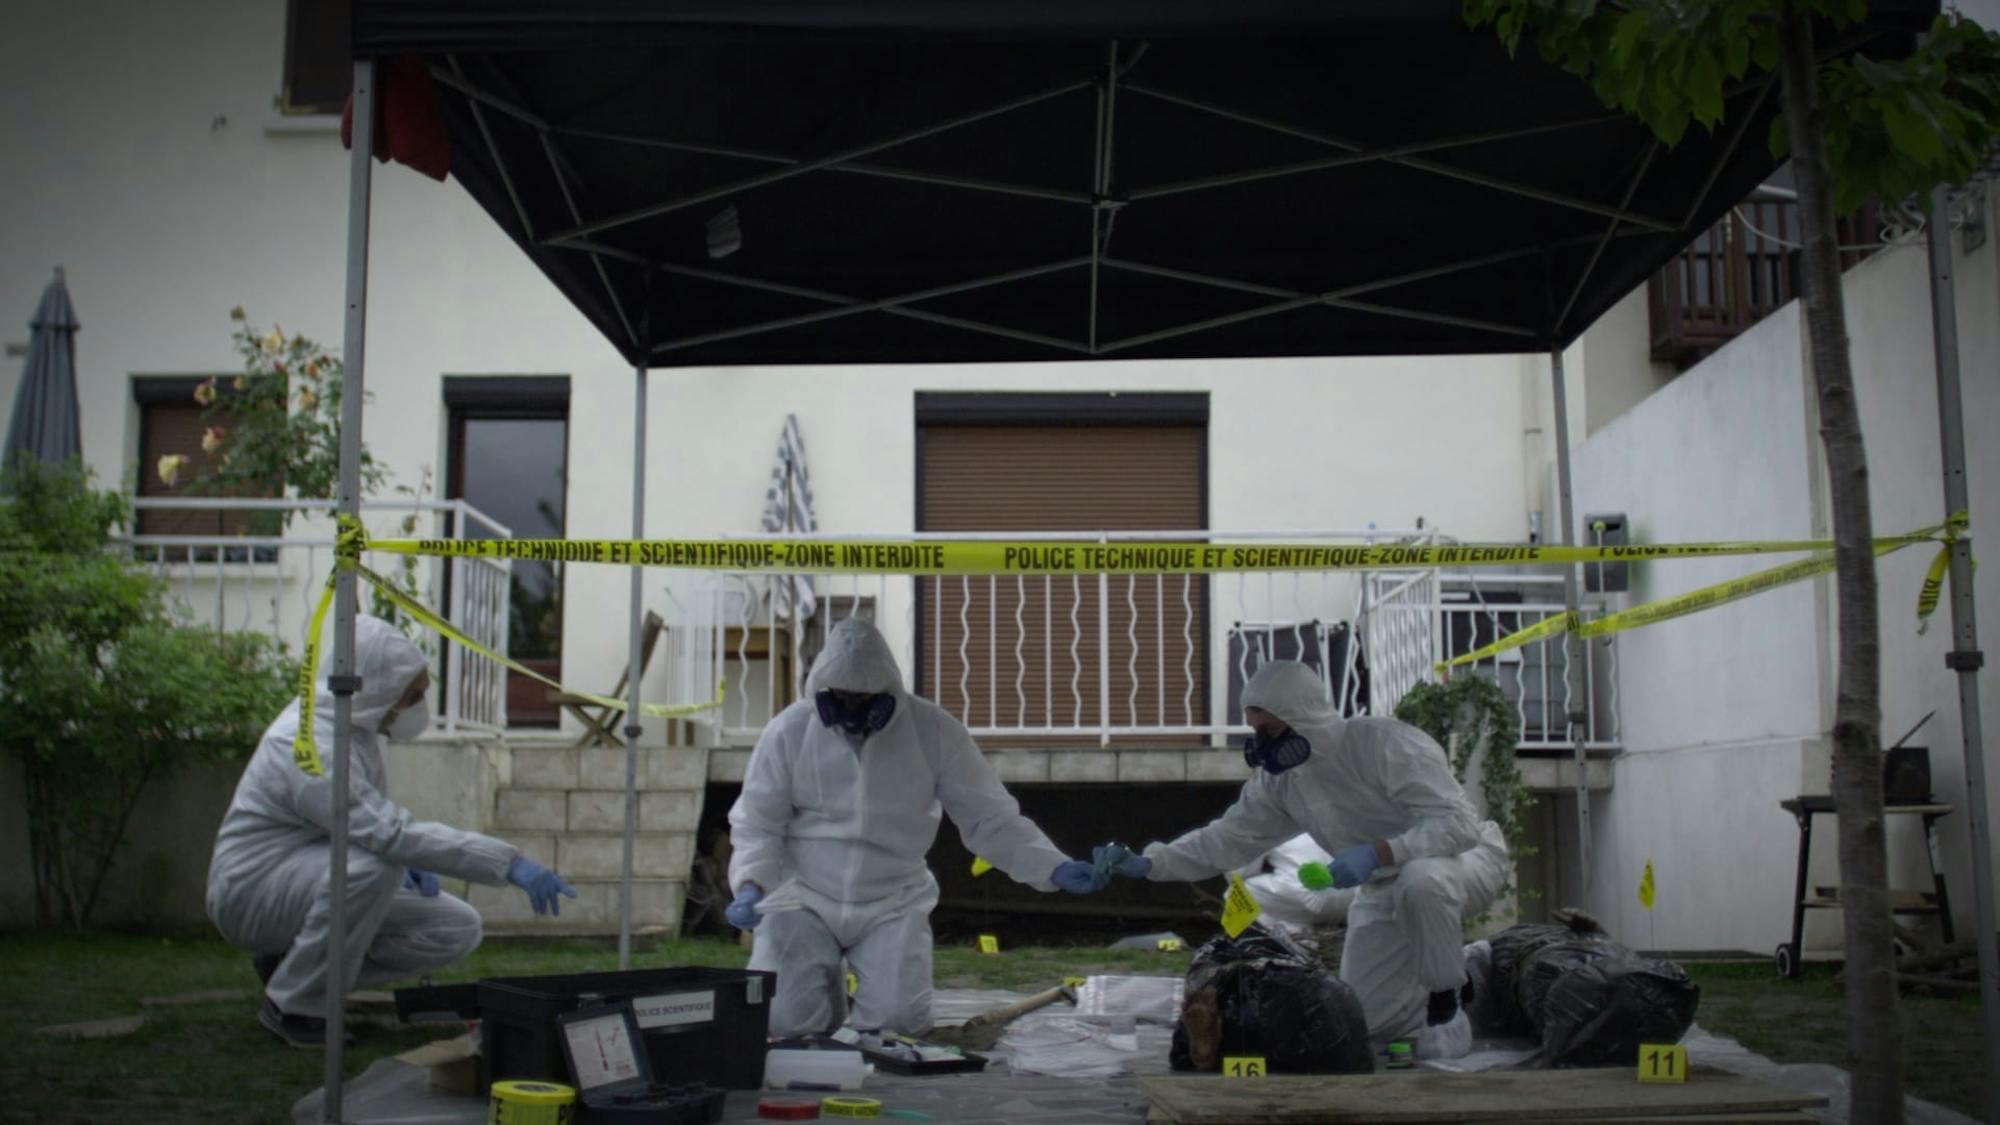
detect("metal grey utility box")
[1583,513,1630,593]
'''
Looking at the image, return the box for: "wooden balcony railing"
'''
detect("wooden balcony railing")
[1649,198,1882,367]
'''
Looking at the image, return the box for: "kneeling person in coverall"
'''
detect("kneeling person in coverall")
[207,616,577,1047]
[727,618,1107,1038]
[1095,661,1510,1056]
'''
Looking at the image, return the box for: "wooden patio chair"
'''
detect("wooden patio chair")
[548,609,665,748]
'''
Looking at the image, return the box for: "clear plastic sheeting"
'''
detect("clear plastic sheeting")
[291,1058,487,1125]
[295,1057,1160,1124]
[998,1015,1149,1078]
[1072,975,1185,1025]
[294,989,1978,1125]
[994,976,1184,1079]
[1415,1025,1979,1125]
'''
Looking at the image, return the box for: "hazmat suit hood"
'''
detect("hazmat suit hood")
[807,618,905,698]
[1240,660,1345,747]
[335,615,431,732]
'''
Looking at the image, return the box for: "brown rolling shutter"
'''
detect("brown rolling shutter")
[136,399,267,548]
[919,422,1206,744]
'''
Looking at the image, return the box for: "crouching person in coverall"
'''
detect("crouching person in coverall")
[1095,661,1510,1057]
[207,615,576,1046]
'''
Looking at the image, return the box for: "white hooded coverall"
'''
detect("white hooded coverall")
[1143,661,1510,1048]
[206,616,518,1017]
[729,618,1070,1038]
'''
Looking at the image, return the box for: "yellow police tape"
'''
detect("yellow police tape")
[293,551,724,778]
[1436,514,1970,675]
[294,513,1968,775]
[363,531,1950,575]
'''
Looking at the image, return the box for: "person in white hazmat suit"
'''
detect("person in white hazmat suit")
[207,616,576,1047]
[727,618,1107,1038]
[1095,661,1510,1056]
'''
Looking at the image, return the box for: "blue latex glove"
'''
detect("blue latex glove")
[1092,843,1152,880]
[726,884,763,931]
[404,869,441,897]
[1051,860,1109,895]
[507,856,577,916]
[1329,843,1383,889]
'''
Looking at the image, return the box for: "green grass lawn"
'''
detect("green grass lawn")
[0,932,1982,1124]
[1685,961,1985,1120]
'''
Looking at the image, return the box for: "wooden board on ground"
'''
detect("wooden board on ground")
[1152,1104,1824,1112]
[1137,1069,1826,1124]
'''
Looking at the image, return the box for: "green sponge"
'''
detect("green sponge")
[1298,861,1333,891]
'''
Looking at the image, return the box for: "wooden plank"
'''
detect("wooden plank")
[1137,1069,1826,1124]
[1597,1117,1817,1124]
[1160,1104,1816,1112]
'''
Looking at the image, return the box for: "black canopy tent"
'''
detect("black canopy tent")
[371,2,1937,367]
[314,4,1991,1119]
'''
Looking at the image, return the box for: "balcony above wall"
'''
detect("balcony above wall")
[1648,190,1884,369]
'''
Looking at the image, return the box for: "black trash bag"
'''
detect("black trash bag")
[1484,913,1615,1033]
[1168,926,1373,1075]
[1460,939,1513,1039]
[1535,956,1701,1068]
[1480,910,1700,1068]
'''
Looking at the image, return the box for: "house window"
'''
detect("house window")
[281,0,351,115]
[915,393,1208,743]
[445,377,570,727]
[132,378,275,563]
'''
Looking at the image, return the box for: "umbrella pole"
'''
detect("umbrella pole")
[620,277,651,970]
[323,56,376,1125]
[1550,346,1592,906]
[1926,184,1999,1124]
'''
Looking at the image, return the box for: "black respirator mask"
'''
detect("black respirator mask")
[1242,729,1313,774]
[816,689,897,737]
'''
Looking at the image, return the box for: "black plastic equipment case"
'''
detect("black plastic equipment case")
[555,1001,727,1125]
[393,982,480,1023]
[479,967,774,1093]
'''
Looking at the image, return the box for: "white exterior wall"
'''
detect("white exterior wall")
[1573,202,2000,953]
[2,0,1541,745]
[1580,288,1679,438]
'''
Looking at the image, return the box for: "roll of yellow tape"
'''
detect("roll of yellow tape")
[821,1095,884,1118]
[489,1079,577,1125]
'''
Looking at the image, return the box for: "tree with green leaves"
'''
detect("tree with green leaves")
[1462,3,2000,1119]
[1396,675,1534,911]
[0,459,293,928]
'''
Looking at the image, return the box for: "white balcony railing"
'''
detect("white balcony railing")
[686,529,1619,752]
[123,497,513,734]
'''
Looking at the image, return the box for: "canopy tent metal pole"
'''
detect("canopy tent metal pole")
[1550,346,1592,904]
[620,277,652,971]
[1926,182,1999,1125]
[323,56,376,1125]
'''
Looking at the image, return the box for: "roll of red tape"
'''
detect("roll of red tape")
[758,1096,822,1120]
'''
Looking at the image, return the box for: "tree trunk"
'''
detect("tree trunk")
[1776,9,1903,1122]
